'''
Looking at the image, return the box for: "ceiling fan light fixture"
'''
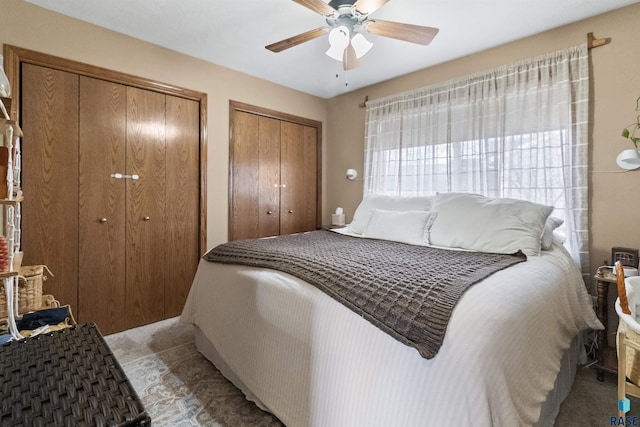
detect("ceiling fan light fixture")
[351,33,373,58]
[325,25,350,61]
[325,45,345,61]
[267,0,440,73]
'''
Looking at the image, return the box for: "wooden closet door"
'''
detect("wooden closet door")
[280,121,317,235]
[165,95,200,317]
[126,87,166,328]
[258,116,281,237]
[230,111,280,240]
[230,111,259,240]
[21,64,79,310]
[78,76,127,335]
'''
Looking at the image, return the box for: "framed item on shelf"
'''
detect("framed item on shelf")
[612,247,639,269]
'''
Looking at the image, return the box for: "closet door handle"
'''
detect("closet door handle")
[288,210,294,214]
[111,173,140,180]
[143,216,150,221]
[267,211,273,215]
[99,218,107,223]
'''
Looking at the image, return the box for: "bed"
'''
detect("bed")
[181,192,602,426]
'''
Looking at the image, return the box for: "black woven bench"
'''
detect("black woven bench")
[0,323,150,426]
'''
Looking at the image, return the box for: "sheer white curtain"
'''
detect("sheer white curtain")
[364,45,590,276]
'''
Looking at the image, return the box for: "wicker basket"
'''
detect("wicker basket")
[41,294,60,309]
[619,323,640,385]
[0,265,53,319]
[617,276,640,385]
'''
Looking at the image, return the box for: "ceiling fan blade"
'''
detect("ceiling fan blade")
[354,0,390,14]
[266,27,329,53]
[293,0,337,16]
[366,20,439,45]
[343,43,361,71]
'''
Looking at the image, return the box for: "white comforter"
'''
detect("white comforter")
[181,236,601,427]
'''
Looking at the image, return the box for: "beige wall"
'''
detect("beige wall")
[0,0,328,251]
[326,3,640,279]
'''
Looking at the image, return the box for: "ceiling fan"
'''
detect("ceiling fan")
[266,0,439,71]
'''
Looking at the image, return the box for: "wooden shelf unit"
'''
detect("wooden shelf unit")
[0,97,10,120]
[0,271,18,279]
[0,195,23,205]
[1,94,24,339]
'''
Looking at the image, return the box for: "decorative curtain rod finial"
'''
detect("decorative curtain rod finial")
[587,32,609,49]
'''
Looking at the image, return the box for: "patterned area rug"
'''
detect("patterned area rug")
[104,318,283,426]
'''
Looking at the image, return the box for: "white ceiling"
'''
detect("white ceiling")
[25,0,640,99]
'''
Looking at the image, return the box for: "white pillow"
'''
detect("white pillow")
[428,192,553,256]
[552,230,566,245]
[363,209,431,246]
[541,216,564,250]
[349,195,433,235]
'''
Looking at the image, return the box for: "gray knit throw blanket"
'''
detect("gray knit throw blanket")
[204,230,526,359]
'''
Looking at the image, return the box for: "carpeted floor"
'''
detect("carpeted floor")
[104,317,638,426]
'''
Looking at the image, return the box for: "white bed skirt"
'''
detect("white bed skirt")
[194,324,583,427]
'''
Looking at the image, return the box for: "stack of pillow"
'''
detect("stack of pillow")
[348,192,564,257]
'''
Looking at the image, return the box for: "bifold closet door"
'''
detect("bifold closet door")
[21,64,80,311]
[280,121,317,235]
[164,95,200,318]
[126,86,166,328]
[231,111,280,240]
[20,58,202,334]
[78,77,127,334]
[257,116,281,238]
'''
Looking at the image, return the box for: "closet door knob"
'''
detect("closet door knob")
[267,210,273,215]
[288,210,294,214]
[143,216,150,221]
[99,218,107,223]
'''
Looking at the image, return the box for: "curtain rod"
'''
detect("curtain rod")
[587,32,609,49]
[358,33,608,109]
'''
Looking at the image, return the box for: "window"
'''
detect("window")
[364,45,590,277]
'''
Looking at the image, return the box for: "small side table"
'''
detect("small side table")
[594,268,618,381]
